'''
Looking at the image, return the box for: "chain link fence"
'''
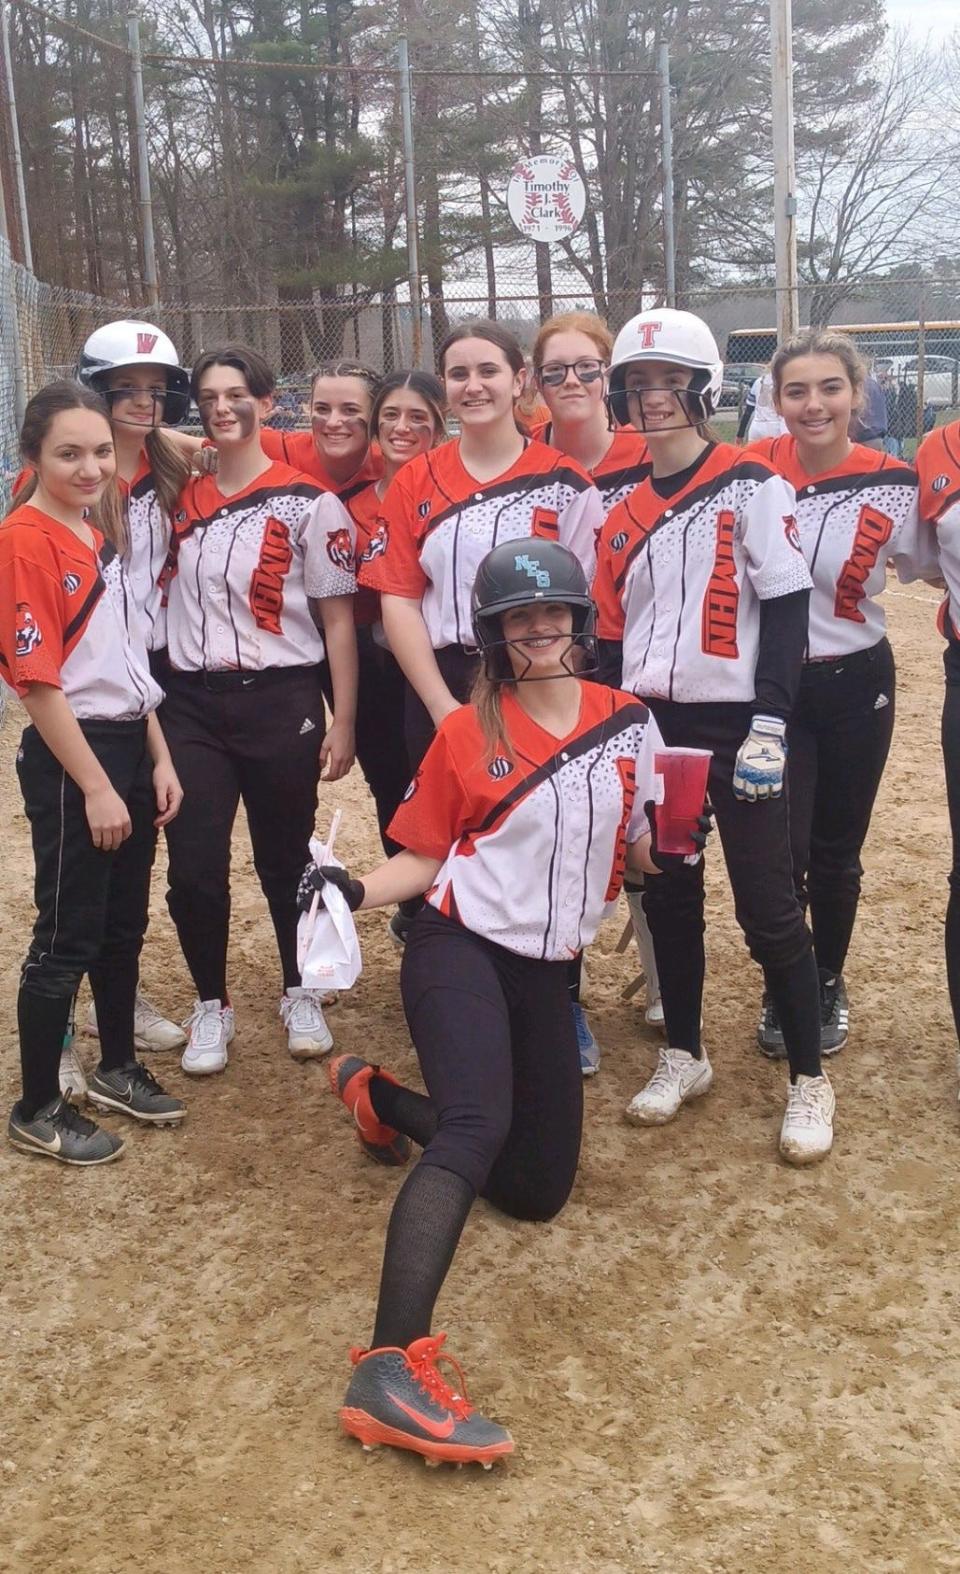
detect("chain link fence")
[2,246,958,504]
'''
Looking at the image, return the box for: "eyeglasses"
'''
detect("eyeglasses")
[537,359,606,388]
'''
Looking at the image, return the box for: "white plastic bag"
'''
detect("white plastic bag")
[297,819,362,992]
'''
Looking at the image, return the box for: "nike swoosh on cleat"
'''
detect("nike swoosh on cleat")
[387,1392,456,1439]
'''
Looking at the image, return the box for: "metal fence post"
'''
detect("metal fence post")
[128,11,159,309]
[769,0,799,342]
[1,2,32,272]
[658,42,676,310]
[398,36,423,368]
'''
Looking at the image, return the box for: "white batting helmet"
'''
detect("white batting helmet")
[607,308,724,430]
[77,319,191,425]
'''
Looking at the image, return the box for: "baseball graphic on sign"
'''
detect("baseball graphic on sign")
[507,155,586,243]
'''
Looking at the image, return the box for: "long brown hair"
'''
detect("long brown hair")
[144,427,192,521]
[8,380,125,547]
[470,662,516,764]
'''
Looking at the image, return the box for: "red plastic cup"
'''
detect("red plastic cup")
[653,747,713,855]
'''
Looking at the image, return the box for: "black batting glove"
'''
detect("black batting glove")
[644,798,715,872]
[297,861,366,913]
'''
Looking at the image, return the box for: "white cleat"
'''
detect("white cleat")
[644,990,665,1030]
[181,999,235,1075]
[86,990,186,1052]
[280,987,334,1060]
[779,1073,835,1166]
[625,1046,714,1126]
[58,1039,88,1102]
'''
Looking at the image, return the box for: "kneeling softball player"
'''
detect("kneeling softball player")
[309,538,708,1465]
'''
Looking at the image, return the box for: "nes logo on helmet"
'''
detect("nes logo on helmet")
[514,553,551,590]
[471,536,599,685]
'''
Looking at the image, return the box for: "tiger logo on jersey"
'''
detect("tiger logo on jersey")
[360,523,388,563]
[326,528,353,573]
[15,604,42,657]
[783,514,801,553]
[62,573,81,594]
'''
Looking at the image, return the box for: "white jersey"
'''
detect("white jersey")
[917,422,960,641]
[0,505,161,721]
[164,461,356,672]
[593,442,811,704]
[748,437,935,658]
[389,682,662,961]
[122,457,172,652]
[359,437,602,650]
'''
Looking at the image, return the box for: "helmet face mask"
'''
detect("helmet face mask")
[470,538,599,685]
[607,309,723,435]
[77,320,191,428]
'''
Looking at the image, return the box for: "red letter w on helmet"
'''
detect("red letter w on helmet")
[136,331,158,355]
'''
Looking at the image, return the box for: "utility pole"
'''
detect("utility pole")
[0,1,32,271]
[769,0,799,342]
[128,11,159,308]
[658,42,676,309]
[397,36,423,367]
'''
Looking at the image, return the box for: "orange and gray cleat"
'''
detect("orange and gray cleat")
[339,1333,514,1468]
[327,1054,411,1166]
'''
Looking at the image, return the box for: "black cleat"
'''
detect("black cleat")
[87,1061,186,1125]
[8,1095,124,1165]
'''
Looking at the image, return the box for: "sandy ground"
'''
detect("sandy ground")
[2,587,960,1574]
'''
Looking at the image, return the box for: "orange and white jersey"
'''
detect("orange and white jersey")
[593,442,812,704]
[358,438,602,650]
[917,421,960,640]
[120,455,172,652]
[259,426,384,494]
[531,420,651,514]
[389,682,662,961]
[164,461,356,673]
[343,480,386,628]
[748,436,934,658]
[0,504,161,720]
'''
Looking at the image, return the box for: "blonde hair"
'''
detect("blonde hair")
[470,664,516,764]
[770,329,866,413]
[532,310,614,370]
[144,427,192,523]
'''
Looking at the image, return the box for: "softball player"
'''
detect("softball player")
[748,330,935,1058]
[593,307,835,1165]
[316,538,698,1466]
[73,319,199,1062]
[532,309,661,1050]
[346,371,447,946]
[259,361,383,494]
[917,418,960,1081]
[1,381,186,1165]
[161,343,359,1074]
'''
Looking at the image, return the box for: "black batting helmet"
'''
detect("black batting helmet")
[471,537,598,683]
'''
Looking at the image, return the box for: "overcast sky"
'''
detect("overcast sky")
[885,0,955,40]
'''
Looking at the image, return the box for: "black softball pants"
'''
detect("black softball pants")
[320,628,410,858]
[403,644,480,773]
[641,698,821,1079]
[364,907,584,1349]
[16,718,155,1116]
[162,666,323,1001]
[788,638,895,978]
[941,643,960,1042]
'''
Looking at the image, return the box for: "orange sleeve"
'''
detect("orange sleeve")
[259,427,289,463]
[357,467,428,597]
[592,511,628,640]
[387,724,469,858]
[0,537,66,693]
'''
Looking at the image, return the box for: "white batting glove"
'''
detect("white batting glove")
[732,714,787,802]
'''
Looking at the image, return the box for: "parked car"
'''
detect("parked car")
[873,354,960,410]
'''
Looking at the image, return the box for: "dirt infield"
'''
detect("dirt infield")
[2,586,960,1574]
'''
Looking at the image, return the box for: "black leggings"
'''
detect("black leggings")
[788,639,895,977]
[942,644,960,1041]
[162,666,323,1000]
[642,698,820,1079]
[396,907,583,1215]
[16,719,156,1114]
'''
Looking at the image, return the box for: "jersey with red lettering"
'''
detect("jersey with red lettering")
[358,438,603,650]
[0,504,161,720]
[164,462,356,672]
[917,420,960,639]
[389,681,662,961]
[593,442,812,704]
[747,436,933,658]
[260,427,384,495]
[530,420,652,513]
